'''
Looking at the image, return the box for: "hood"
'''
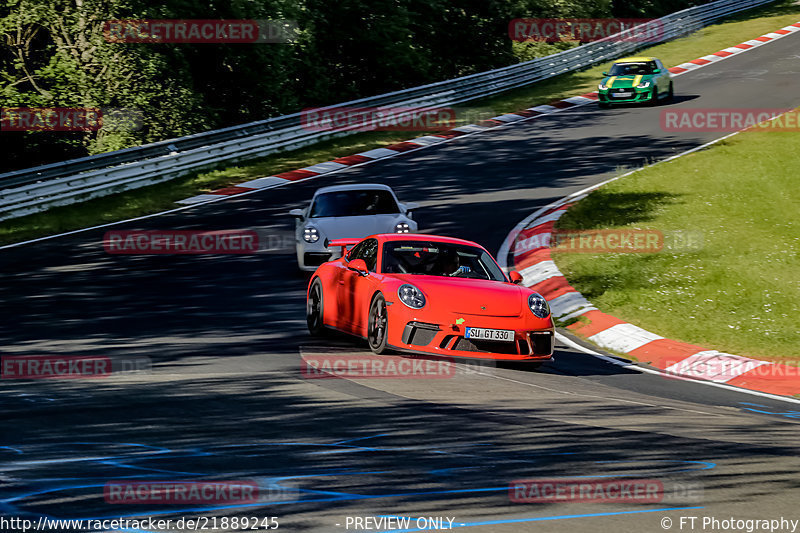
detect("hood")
[603,74,653,88]
[311,214,405,241]
[391,275,524,317]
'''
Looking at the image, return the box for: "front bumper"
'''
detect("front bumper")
[598,87,654,104]
[386,308,554,362]
[296,242,343,272]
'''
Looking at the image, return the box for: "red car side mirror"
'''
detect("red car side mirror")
[347,258,369,276]
[509,271,523,284]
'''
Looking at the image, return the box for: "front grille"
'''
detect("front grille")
[517,339,530,356]
[304,252,332,266]
[451,337,519,355]
[610,89,635,98]
[401,322,440,347]
[530,331,554,355]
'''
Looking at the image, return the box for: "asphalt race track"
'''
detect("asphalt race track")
[2,30,800,533]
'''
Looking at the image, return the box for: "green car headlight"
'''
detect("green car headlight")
[598,83,608,91]
[637,81,651,88]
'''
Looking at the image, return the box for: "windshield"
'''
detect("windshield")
[608,62,657,76]
[310,190,399,218]
[382,241,506,281]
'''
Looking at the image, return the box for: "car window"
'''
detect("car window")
[310,190,399,218]
[609,62,657,76]
[359,239,379,272]
[346,240,365,262]
[382,241,505,281]
[347,238,378,272]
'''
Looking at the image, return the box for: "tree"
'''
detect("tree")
[0,0,207,169]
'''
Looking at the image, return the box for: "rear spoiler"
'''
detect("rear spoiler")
[327,238,361,255]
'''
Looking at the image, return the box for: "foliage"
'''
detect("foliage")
[0,0,699,171]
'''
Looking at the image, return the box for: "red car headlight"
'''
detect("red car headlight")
[528,293,550,318]
[398,284,426,309]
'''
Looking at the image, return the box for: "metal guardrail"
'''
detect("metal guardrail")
[0,0,776,221]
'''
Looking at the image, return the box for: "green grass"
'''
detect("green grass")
[3,0,800,246]
[553,129,800,361]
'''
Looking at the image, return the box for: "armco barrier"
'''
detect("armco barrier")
[0,0,776,221]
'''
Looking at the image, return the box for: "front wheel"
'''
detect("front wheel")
[367,294,389,354]
[667,83,674,102]
[307,278,325,336]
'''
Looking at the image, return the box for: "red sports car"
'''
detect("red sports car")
[305,234,554,363]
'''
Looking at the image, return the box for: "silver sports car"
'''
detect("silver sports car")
[289,183,419,271]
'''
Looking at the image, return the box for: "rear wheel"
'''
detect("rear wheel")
[307,278,325,336]
[367,294,388,354]
[667,82,674,102]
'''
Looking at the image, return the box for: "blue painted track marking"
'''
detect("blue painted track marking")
[739,402,800,419]
[377,507,705,532]
[334,433,391,445]
[0,436,716,531]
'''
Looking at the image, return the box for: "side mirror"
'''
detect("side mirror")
[347,258,369,276]
[602,71,609,76]
[403,202,420,213]
[653,68,661,73]
[289,208,304,218]
[509,271,523,284]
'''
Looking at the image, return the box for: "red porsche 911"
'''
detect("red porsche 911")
[305,234,554,363]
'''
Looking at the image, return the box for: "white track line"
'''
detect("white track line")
[470,366,728,417]
[496,118,797,404]
[557,331,800,405]
[496,121,800,406]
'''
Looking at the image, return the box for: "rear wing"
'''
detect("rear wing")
[328,238,361,255]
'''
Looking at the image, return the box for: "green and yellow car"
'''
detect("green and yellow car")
[597,57,674,107]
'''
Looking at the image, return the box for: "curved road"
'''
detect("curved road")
[2,30,800,533]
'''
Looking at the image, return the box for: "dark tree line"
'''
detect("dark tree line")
[0,0,702,171]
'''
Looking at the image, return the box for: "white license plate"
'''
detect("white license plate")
[465,327,514,342]
[612,92,632,97]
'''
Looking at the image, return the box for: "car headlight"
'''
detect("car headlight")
[303,226,319,243]
[637,81,651,88]
[598,83,608,91]
[528,293,550,318]
[398,284,426,309]
[395,222,410,233]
